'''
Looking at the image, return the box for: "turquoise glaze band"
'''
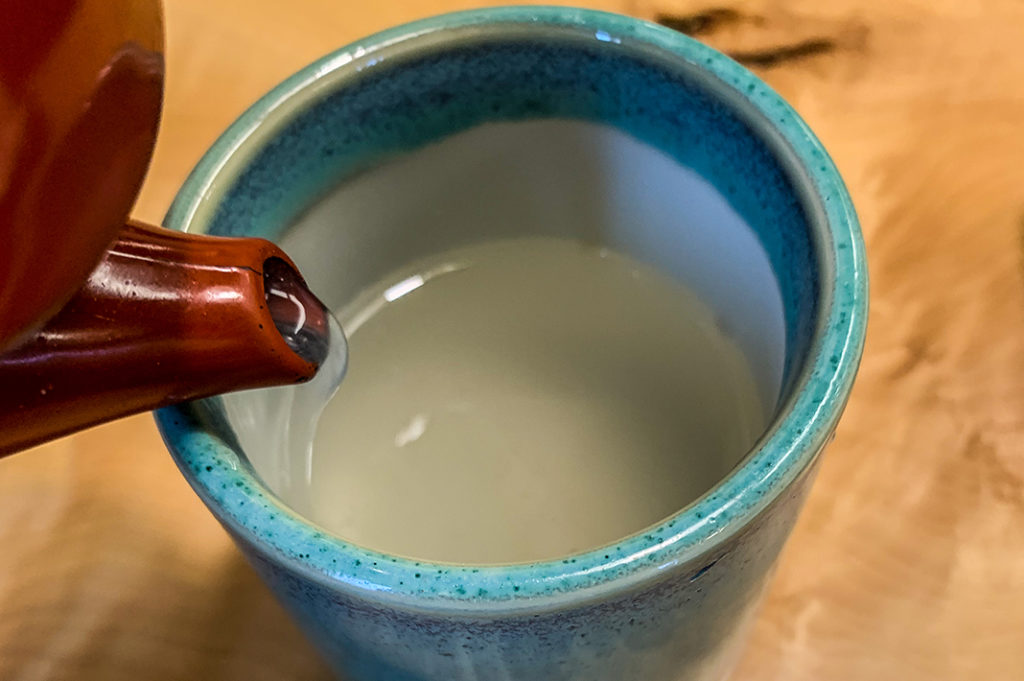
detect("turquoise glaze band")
[157,6,866,611]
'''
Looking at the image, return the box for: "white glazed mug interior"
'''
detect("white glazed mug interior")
[279,118,787,410]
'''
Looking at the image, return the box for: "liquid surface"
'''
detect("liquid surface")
[246,236,766,565]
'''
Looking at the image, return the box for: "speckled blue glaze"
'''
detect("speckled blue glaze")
[156,7,866,681]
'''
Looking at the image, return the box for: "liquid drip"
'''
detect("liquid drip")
[231,236,767,565]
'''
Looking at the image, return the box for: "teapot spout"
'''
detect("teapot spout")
[0,221,328,455]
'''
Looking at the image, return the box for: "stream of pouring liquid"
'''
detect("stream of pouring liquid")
[256,262,349,498]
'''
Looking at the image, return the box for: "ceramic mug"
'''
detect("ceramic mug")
[157,7,867,681]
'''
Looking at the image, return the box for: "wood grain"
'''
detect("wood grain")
[2,1,1022,679]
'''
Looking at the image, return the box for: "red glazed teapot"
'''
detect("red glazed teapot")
[0,0,330,454]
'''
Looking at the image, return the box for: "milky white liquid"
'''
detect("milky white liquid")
[252,236,765,565]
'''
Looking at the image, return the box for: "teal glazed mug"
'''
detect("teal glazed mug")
[157,7,867,681]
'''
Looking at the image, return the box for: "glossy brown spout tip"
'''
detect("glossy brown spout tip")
[263,257,331,367]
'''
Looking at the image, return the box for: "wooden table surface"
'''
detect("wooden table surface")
[2,1,1023,679]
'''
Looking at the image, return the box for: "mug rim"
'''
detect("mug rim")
[156,5,867,612]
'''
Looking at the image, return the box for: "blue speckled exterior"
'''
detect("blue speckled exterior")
[240,465,818,681]
[156,7,866,681]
